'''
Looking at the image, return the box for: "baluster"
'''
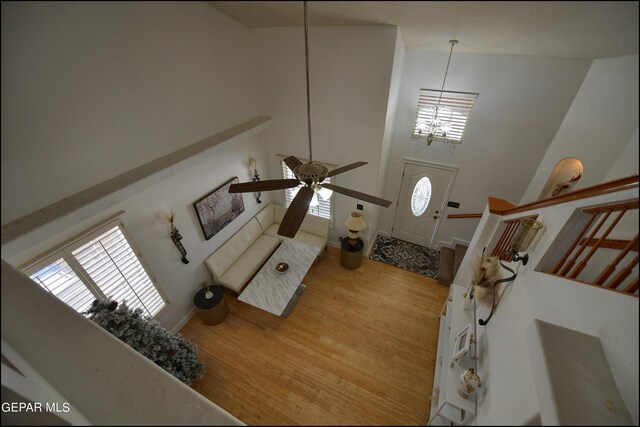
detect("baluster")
[492,221,515,257]
[552,212,598,274]
[559,210,612,276]
[596,234,639,285]
[624,277,639,294]
[569,209,627,279]
[605,252,640,290]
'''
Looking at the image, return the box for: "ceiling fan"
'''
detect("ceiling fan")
[229,1,391,238]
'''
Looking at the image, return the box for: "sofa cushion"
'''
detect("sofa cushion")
[263,224,327,250]
[299,213,330,238]
[273,204,329,238]
[290,230,328,250]
[205,218,263,282]
[255,203,275,232]
[274,204,286,224]
[218,234,280,292]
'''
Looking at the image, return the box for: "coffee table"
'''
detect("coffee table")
[238,239,320,317]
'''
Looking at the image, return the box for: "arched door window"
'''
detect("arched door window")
[411,177,432,216]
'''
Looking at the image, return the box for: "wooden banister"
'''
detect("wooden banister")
[487,175,639,216]
[447,213,483,219]
[488,197,516,214]
[578,238,639,252]
[624,278,639,294]
[491,221,516,257]
[605,253,640,290]
[598,234,640,286]
[560,211,611,276]
[552,212,598,274]
[569,209,627,279]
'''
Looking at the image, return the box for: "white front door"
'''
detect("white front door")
[391,162,454,247]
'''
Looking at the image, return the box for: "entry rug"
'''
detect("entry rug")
[369,235,440,279]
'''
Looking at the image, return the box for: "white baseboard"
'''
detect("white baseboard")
[437,237,471,251]
[170,306,197,334]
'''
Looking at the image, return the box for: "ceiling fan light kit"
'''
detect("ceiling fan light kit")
[228,1,391,238]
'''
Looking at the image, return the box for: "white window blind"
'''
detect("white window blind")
[29,257,97,313]
[280,159,333,222]
[25,219,167,318]
[412,89,478,144]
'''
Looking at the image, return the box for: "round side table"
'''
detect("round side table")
[194,283,229,326]
[341,237,364,269]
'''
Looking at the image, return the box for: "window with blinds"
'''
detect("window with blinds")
[281,158,333,223]
[412,89,478,144]
[25,219,167,318]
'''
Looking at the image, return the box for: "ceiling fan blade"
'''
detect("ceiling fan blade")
[283,156,303,173]
[277,186,314,238]
[228,179,300,193]
[325,161,368,178]
[322,183,392,207]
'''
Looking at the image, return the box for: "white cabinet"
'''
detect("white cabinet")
[429,284,478,425]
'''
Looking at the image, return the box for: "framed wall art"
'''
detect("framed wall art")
[450,323,472,368]
[193,177,245,240]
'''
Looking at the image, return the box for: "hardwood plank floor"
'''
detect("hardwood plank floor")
[181,245,449,425]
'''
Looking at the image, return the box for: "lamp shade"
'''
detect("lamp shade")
[345,212,367,232]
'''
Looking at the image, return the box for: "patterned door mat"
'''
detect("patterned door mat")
[369,235,440,279]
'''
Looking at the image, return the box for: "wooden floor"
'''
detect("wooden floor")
[181,245,449,426]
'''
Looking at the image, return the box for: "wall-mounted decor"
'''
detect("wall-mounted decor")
[194,177,245,240]
[168,212,189,264]
[450,323,472,368]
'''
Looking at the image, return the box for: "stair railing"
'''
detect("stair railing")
[550,199,638,295]
[483,175,638,298]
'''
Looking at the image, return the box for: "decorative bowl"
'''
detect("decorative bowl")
[275,262,289,274]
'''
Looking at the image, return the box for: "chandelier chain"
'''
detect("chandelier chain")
[304,1,313,163]
[434,39,458,119]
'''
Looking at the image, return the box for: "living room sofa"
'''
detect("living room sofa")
[205,203,329,293]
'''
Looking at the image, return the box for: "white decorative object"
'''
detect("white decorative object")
[429,285,477,425]
[462,287,474,311]
[458,368,482,399]
[450,323,472,368]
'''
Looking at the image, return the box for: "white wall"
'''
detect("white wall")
[4,133,272,331]
[368,28,406,252]
[1,1,261,223]
[521,54,639,204]
[0,1,269,331]
[457,188,639,425]
[2,260,244,425]
[378,50,591,248]
[604,127,639,181]
[251,25,399,250]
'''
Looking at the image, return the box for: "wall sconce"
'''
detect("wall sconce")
[249,157,262,203]
[168,211,189,264]
[479,217,543,326]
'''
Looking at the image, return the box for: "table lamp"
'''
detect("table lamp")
[345,212,367,244]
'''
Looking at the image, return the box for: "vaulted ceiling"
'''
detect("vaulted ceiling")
[209,1,639,59]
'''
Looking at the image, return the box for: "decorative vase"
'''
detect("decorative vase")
[458,368,481,399]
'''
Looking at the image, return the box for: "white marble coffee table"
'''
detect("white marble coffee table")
[238,239,320,317]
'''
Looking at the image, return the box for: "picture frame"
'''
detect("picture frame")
[450,323,472,368]
[193,177,245,240]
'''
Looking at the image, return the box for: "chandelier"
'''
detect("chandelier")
[418,39,458,146]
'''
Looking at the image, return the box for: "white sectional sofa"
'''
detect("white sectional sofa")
[205,203,329,293]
